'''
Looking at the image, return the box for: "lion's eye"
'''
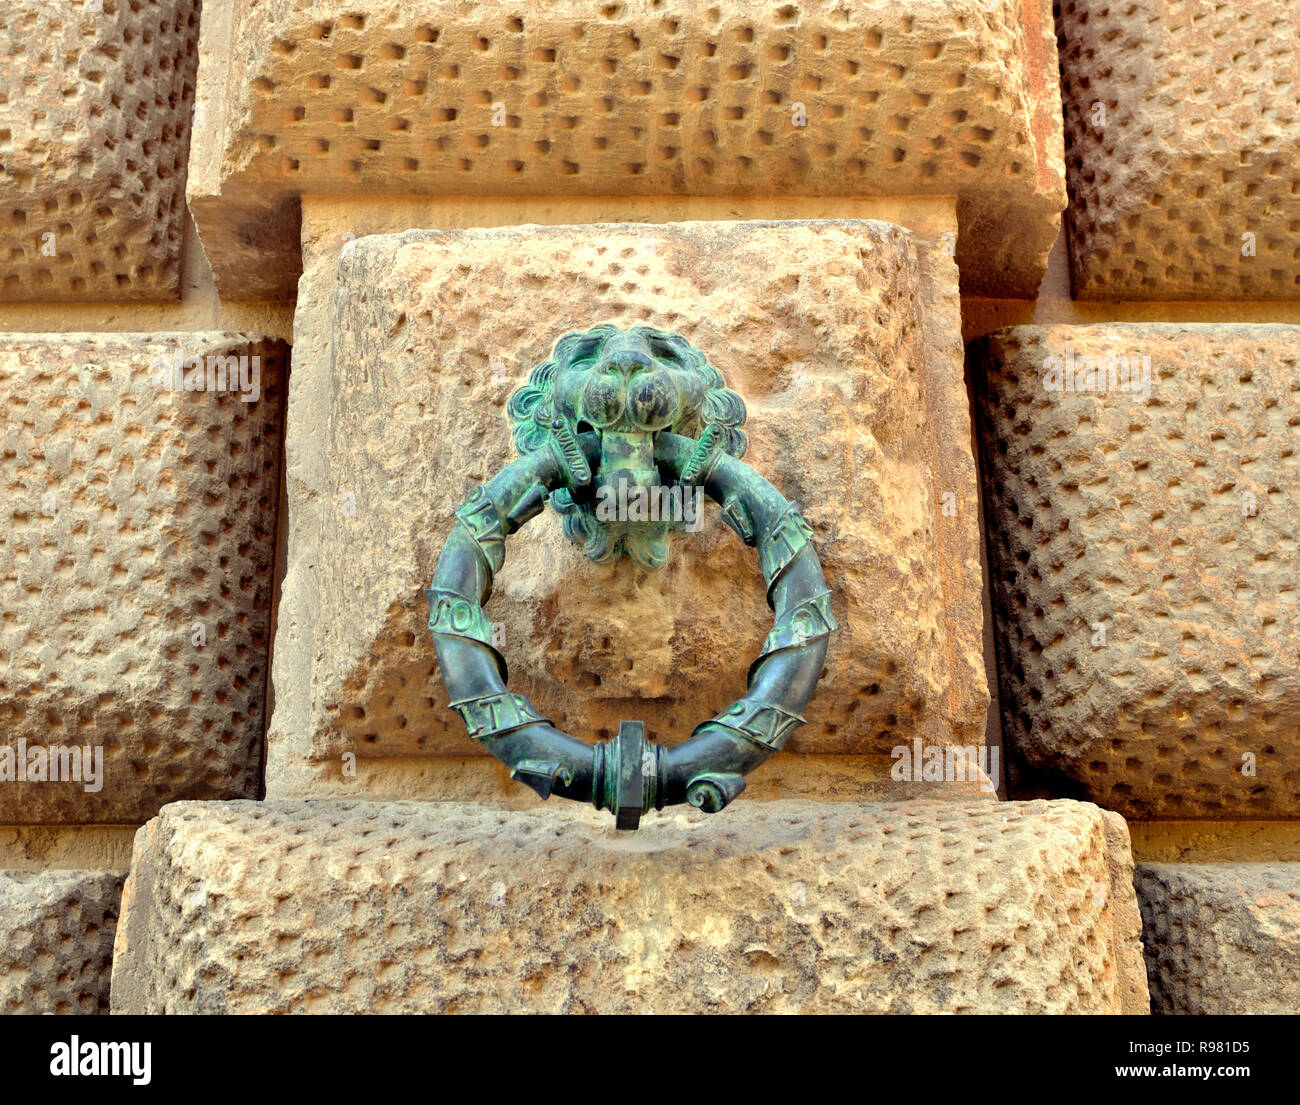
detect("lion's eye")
[648,340,680,363]
[567,337,604,368]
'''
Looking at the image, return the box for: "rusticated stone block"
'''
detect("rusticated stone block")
[0,869,125,1014]
[111,797,1146,1014]
[0,333,286,823]
[1058,0,1300,300]
[975,324,1300,818]
[0,0,200,301]
[265,219,987,790]
[1136,862,1300,1015]
[188,0,1065,298]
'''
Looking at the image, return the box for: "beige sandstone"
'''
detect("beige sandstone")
[1058,0,1300,300]
[975,324,1300,818]
[265,218,988,800]
[0,825,137,872]
[1135,862,1300,1015]
[0,0,200,301]
[0,868,124,1013]
[0,333,286,823]
[111,797,1146,1014]
[0,213,295,340]
[1130,821,1300,864]
[189,0,1065,299]
[961,230,1300,346]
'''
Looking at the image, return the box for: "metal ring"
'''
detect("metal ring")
[427,430,837,830]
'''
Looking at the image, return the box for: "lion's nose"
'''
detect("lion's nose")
[597,349,654,379]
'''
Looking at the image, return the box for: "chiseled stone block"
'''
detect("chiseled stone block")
[0,0,200,301]
[976,323,1300,817]
[0,333,286,823]
[0,868,125,1014]
[111,797,1147,1014]
[188,0,1065,297]
[1058,0,1300,299]
[265,219,987,792]
[1136,862,1300,1015]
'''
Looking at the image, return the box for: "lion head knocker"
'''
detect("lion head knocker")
[505,325,748,568]
[427,324,838,829]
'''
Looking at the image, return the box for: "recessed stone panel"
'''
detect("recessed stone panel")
[0,333,286,823]
[0,0,200,301]
[976,323,1300,818]
[266,219,987,783]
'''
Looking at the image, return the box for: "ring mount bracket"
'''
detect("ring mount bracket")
[593,721,667,831]
[429,325,838,829]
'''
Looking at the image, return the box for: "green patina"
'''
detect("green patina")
[428,325,838,829]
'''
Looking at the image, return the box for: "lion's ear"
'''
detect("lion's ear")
[527,359,557,389]
[699,387,747,458]
[507,358,557,455]
[551,331,587,364]
[703,387,746,428]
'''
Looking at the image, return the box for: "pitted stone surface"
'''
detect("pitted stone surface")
[0,0,200,301]
[110,797,1146,1014]
[0,869,125,1014]
[975,324,1300,818]
[1058,0,1300,300]
[188,0,1065,297]
[0,333,286,823]
[265,219,987,785]
[1135,862,1300,1014]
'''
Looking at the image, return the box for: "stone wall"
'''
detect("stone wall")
[0,1,200,300]
[110,798,1146,1014]
[975,323,1300,819]
[265,218,988,800]
[188,0,1066,298]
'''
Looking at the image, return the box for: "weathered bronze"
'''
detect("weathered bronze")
[428,325,837,829]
